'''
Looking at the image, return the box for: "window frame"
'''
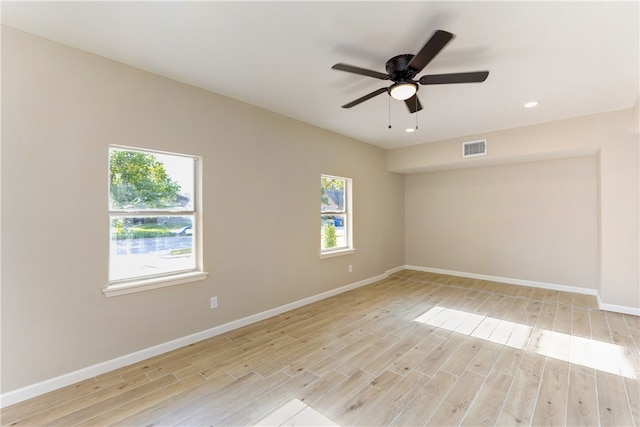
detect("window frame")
[103,146,207,297]
[320,174,354,258]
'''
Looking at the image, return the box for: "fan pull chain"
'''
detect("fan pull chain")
[415,97,419,130]
[388,96,392,129]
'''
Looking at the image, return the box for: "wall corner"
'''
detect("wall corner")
[633,96,640,134]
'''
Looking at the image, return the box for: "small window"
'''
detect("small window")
[321,175,353,257]
[106,146,206,295]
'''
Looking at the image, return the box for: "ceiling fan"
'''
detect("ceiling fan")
[332,30,489,113]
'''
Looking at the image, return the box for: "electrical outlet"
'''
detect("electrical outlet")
[210,296,218,309]
[349,265,353,273]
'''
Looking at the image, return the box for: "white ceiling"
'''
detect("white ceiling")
[2,1,639,149]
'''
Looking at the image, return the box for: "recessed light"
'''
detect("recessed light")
[524,101,539,108]
[405,128,416,133]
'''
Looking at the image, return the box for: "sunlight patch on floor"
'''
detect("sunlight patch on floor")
[254,398,339,427]
[413,306,637,379]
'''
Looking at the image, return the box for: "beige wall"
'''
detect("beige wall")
[1,27,405,393]
[390,109,640,311]
[405,156,599,288]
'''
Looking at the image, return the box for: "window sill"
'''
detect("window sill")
[320,248,355,259]
[103,271,209,297]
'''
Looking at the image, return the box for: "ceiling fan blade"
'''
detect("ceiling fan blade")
[332,63,390,80]
[407,30,454,73]
[405,94,422,113]
[419,71,489,85]
[341,88,389,108]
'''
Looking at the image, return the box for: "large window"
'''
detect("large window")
[106,146,205,296]
[321,174,353,257]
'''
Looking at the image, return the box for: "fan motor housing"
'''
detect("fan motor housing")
[385,54,416,80]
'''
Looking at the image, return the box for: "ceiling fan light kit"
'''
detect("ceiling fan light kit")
[332,29,489,115]
[389,82,418,100]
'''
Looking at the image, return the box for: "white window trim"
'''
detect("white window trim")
[102,271,209,297]
[103,146,207,297]
[320,174,354,257]
[320,248,356,259]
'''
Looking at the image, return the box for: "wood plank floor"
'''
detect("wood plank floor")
[2,270,639,426]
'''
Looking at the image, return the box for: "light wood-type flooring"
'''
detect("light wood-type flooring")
[2,270,639,426]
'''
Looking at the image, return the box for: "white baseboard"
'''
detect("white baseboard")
[403,264,640,316]
[384,265,406,275]
[0,267,402,408]
[596,294,640,316]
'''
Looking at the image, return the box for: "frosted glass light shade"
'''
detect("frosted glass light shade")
[389,82,418,100]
